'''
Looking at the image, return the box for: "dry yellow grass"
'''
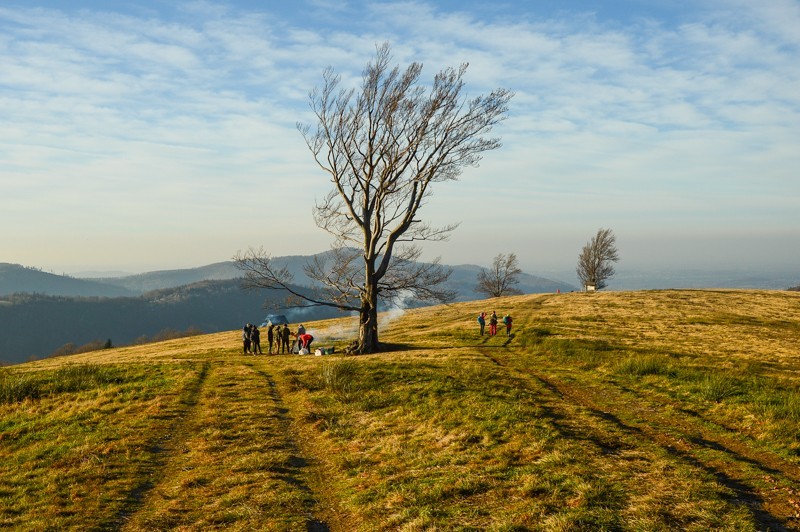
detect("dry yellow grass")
[2,289,799,530]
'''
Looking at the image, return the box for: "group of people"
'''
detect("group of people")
[241,323,314,355]
[242,323,262,354]
[477,311,513,337]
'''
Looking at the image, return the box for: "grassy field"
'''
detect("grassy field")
[1,289,799,530]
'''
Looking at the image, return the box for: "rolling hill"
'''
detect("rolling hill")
[0,254,574,363]
[0,263,138,298]
[0,280,343,365]
[2,290,799,530]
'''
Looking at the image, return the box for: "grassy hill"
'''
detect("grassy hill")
[1,290,799,530]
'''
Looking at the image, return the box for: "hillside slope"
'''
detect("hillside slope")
[2,290,799,530]
[0,263,137,297]
[0,280,343,364]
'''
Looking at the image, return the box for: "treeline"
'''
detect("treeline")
[0,279,343,365]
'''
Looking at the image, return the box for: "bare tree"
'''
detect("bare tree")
[236,43,512,353]
[576,228,620,290]
[476,253,523,298]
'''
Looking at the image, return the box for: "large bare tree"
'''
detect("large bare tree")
[476,252,523,298]
[236,43,512,353]
[576,228,620,290]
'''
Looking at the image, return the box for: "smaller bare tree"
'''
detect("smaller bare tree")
[576,228,620,290]
[476,253,523,298]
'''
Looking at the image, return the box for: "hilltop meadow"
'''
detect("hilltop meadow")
[1,289,799,530]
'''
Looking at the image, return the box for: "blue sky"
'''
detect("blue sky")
[1,0,798,278]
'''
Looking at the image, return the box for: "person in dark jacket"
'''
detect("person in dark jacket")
[267,325,275,354]
[503,314,513,337]
[242,324,251,353]
[251,326,262,354]
[280,324,291,354]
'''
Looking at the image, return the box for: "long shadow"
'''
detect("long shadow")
[482,352,791,530]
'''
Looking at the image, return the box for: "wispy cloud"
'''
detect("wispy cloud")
[0,0,797,272]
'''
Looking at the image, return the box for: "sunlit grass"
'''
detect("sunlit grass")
[2,289,799,530]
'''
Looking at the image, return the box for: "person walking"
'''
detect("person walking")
[251,326,262,354]
[477,312,486,335]
[489,312,498,336]
[503,314,513,336]
[280,324,291,354]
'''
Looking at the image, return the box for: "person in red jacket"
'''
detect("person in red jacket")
[297,333,314,353]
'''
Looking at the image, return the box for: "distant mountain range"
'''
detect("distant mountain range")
[1,256,575,299]
[0,255,576,364]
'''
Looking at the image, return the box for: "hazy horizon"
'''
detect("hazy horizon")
[2,1,798,276]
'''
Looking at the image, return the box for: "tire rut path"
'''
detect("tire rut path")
[480,349,800,531]
[101,362,212,530]
[248,362,331,532]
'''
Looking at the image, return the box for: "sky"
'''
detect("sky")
[1,0,798,279]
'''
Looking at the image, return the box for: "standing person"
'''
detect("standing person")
[280,324,291,354]
[267,325,275,355]
[503,314,513,336]
[242,324,251,354]
[296,324,306,352]
[477,312,486,335]
[489,312,498,336]
[251,326,262,354]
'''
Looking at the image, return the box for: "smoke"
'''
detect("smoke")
[380,290,415,327]
[290,291,415,348]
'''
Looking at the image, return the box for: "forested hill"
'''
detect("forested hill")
[0,279,342,365]
[0,263,137,298]
[5,257,576,300]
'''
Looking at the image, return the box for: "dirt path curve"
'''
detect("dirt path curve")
[480,349,800,531]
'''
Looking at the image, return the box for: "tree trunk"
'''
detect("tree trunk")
[358,284,380,353]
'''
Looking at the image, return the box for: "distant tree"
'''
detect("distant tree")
[788,286,800,292]
[576,228,620,290]
[103,338,113,349]
[476,253,523,298]
[236,43,512,354]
